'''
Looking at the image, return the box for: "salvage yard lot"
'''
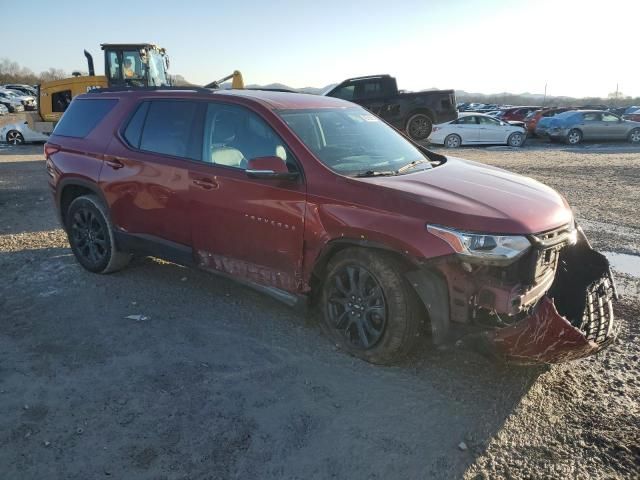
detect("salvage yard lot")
[1,142,639,479]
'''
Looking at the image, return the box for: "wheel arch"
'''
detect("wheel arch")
[405,107,436,126]
[57,178,108,227]
[309,238,419,295]
[309,238,442,337]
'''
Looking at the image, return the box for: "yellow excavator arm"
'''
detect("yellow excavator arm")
[204,70,244,89]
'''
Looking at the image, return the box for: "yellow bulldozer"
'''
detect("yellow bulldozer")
[39,43,171,122]
[2,43,246,143]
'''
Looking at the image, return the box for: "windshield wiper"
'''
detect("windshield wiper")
[396,159,430,174]
[354,170,397,177]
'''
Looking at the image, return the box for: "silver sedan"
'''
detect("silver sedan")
[543,110,640,144]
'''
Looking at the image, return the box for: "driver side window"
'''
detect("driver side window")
[202,103,298,172]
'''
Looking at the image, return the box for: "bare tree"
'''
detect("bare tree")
[0,58,66,85]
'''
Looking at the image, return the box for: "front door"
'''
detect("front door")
[188,102,306,293]
[600,112,628,139]
[477,115,506,143]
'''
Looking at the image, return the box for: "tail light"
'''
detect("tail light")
[44,143,60,158]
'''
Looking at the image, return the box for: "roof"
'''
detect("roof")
[86,87,353,111]
[213,89,351,110]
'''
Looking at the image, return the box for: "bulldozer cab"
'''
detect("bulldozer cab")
[102,44,170,88]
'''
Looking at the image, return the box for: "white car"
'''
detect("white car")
[0,121,49,145]
[429,113,527,148]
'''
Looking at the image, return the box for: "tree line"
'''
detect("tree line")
[0,58,68,85]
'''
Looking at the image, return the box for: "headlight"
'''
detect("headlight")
[427,224,531,266]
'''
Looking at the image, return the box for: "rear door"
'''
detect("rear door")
[353,80,398,124]
[100,99,203,248]
[187,101,306,293]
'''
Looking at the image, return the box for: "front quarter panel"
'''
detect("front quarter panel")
[301,186,455,283]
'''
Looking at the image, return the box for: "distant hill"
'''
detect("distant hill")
[170,75,638,106]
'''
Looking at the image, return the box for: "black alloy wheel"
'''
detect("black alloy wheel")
[70,207,108,267]
[406,114,433,140]
[327,264,387,349]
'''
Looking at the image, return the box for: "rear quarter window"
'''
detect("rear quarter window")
[52,98,118,138]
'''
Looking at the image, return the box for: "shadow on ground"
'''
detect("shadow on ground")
[0,246,545,479]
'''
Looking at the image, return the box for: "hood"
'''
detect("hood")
[359,157,572,234]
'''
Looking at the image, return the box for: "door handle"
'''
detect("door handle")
[104,156,125,169]
[192,178,218,190]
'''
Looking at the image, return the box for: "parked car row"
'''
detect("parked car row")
[2,83,37,97]
[432,103,640,147]
[0,87,37,112]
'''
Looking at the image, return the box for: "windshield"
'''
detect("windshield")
[148,51,169,86]
[278,107,431,176]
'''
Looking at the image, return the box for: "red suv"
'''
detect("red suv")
[46,88,617,365]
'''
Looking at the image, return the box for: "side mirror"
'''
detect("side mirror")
[246,156,299,181]
[500,121,506,126]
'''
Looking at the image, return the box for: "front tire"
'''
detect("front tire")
[6,130,24,145]
[507,132,525,147]
[628,128,640,144]
[321,248,424,364]
[66,195,130,274]
[406,113,433,141]
[566,129,582,145]
[444,134,462,148]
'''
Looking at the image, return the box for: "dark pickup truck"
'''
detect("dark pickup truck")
[324,74,457,140]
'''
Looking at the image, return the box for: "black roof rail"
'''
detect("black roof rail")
[245,87,298,93]
[86,85,212,94]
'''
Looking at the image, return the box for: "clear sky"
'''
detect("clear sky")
[3,0,638,97]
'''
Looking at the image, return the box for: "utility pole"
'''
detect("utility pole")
[543,82,547,107]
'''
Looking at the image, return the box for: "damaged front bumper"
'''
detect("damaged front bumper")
[479,229,618,364]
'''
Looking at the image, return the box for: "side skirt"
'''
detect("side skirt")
[114,230,308,311]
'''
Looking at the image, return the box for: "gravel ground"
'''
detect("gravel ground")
[0,142,638,479]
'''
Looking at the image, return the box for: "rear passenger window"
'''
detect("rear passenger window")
[139,101,201,159]
[53,98,118,138]
[123,102,149,148]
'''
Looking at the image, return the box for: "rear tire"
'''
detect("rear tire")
[566,129,582,145]
[66,195,131,274]
[444,134,462,148]
[320,248,424,365]
[628,128,640,144]
[406,113,433,141]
